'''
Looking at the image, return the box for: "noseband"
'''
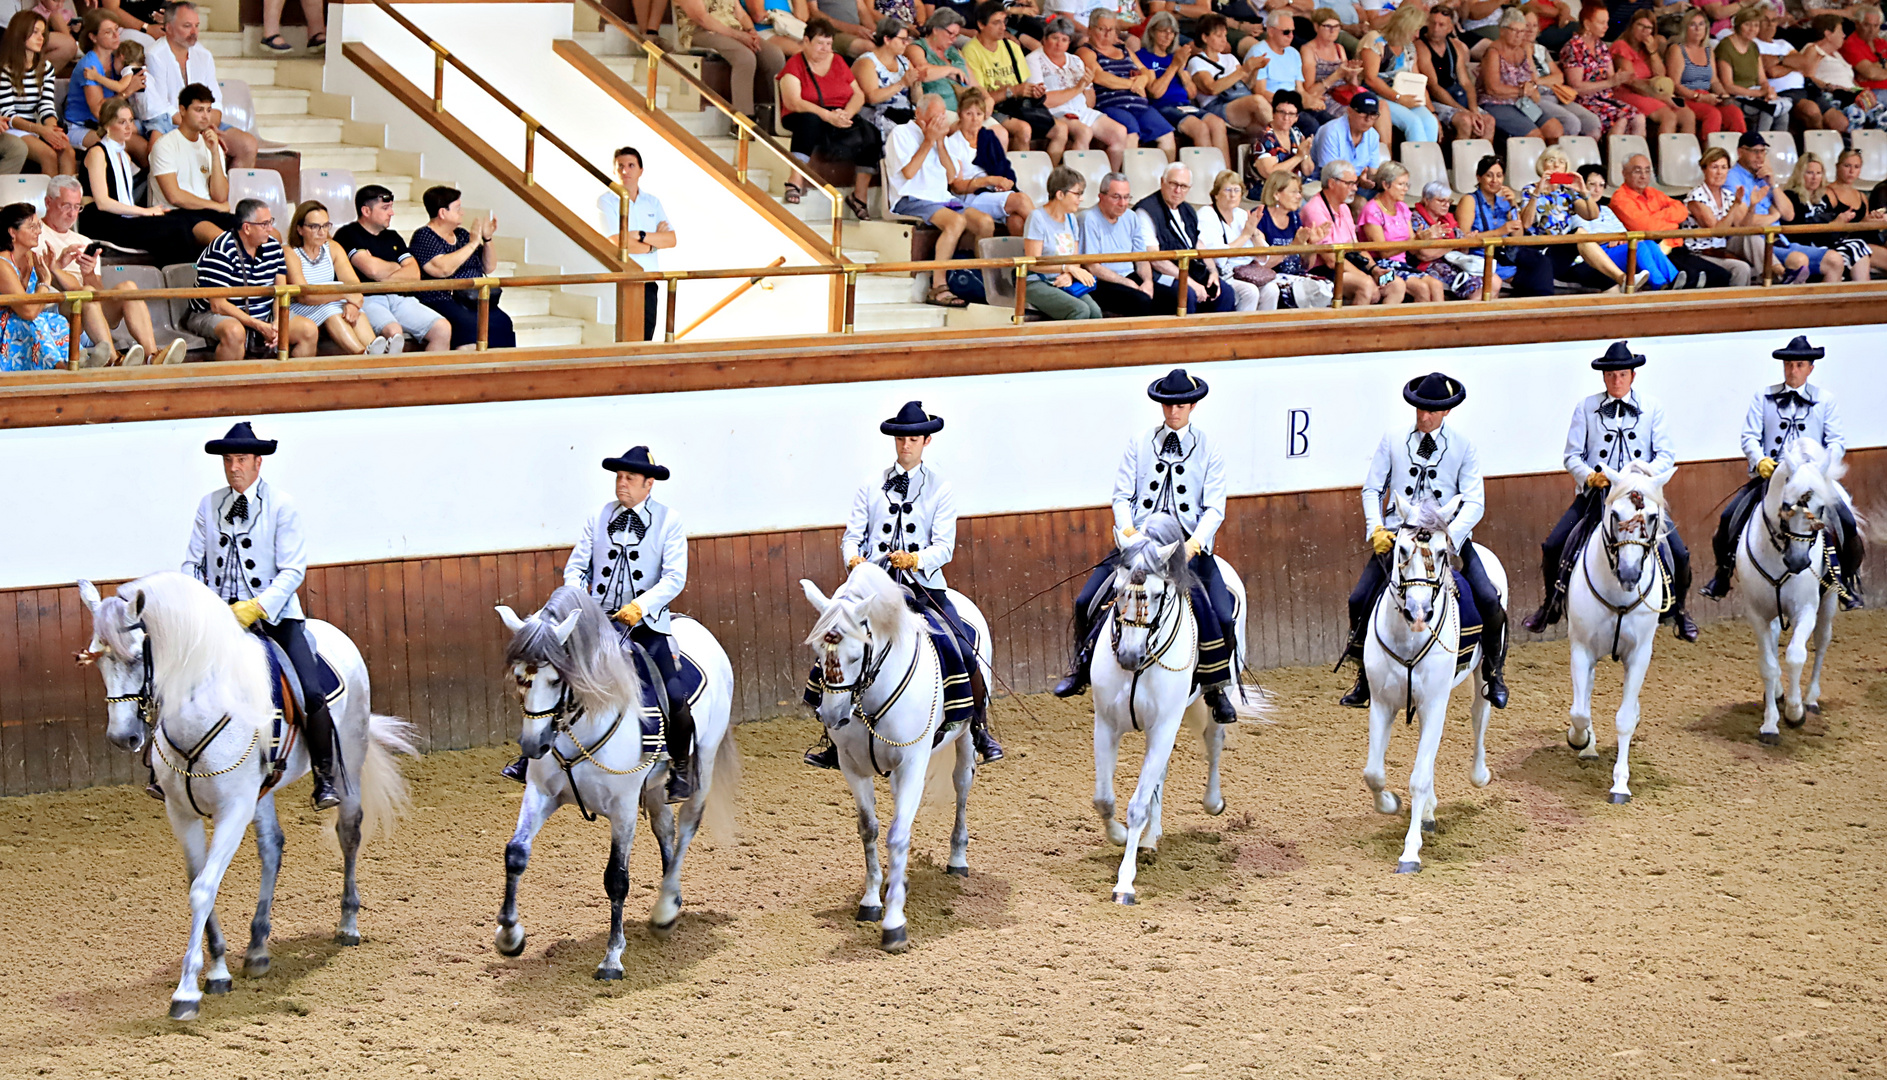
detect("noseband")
[1388,533,1450,627]
[104,627,158,735]
[815,617,933,773]
[1109,574,1188,675]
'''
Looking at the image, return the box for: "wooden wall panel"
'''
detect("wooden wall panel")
[4,451,1879,797]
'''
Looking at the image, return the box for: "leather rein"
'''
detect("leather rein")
[520,674,657,823]
[1374,535,1457,725]
[816,617,937,776]
[1583,503,1673,662]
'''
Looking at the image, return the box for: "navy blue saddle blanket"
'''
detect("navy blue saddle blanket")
[799,612,979,738]
[625,646,707,757]
[1451,570,1483,671]
[260,636,343,724]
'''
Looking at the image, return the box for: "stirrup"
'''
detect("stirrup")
[1203,686,1239,724]
[500,755,529,783]
[1339,671,1370,708]
[972,724,1004,763]
[310,770,341,810]
[665,761,695,803]
[804,739,840,771]
[1700,570,1732,600]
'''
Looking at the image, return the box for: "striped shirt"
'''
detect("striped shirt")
[191,229,286,317]
[0,61,59,124]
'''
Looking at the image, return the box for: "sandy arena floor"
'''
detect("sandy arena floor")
[1,610,1883,1079]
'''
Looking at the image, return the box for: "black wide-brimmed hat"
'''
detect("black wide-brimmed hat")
[1591,341,1646,371]
[880,401,944,436]
[1772,335,1823,362]
[204,421,277,456]
[1402,372,1465,410]
[601,445,670,480]
[1148,368,1208,404]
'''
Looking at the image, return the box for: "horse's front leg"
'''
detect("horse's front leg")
[245,794,284,976]
[1113,715,1182,905]
[596,811,637,980]
[1093,711,1127,846]
[1567,638,1599,759]
[1611,635,1654,804]
[1781,604,1816,727]
[842,764,884,924]
[168,797,256,1020]
[1200,713,1226,816]
[878,751,930,953]
[1397,680,1451,873]
[1805,589,1837,712]
[1363,677,1401,815]
[495,780,558,958]
[1750,613,1784,741]
[946,730,974,876]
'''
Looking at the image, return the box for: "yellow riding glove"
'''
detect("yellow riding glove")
[613,601,644,626]
[1370,526,1394,555]
[846,555,865,570]
[230,599,265,627]
[1757,457,1777,480]
[1586,471,1610,489]
[1184,538,1202,558]
[1120,525,1139,543]
[888,550,918,570]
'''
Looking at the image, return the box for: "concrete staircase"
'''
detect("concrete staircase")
[210,30,603,347]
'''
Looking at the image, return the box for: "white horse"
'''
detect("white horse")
[1091,513,1262,906]
[1565,465,1677,804]
[799,562,988,953]
[76,572,414,1021]
[494,587,738,978]
[1362,497,1506,873]
[1733,440,1853,744]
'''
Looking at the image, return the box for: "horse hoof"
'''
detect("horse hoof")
[593,967,624,981]
[494,925,526,957]
[1806,703,1822,715]
[945,865,969,878]
[1420,819,1436,833]
[204,978,232,996]
[649,917,678,941]
[243,956,270,978]
[1784,713,1806,729]
[1757,731,1781,746]
[1608,792,1631,804]
[1112,891,1136,906]
[1374,791,1401,816]
[1204,797,1225,816]
[881,926,911,953]
[1106,821,1127,846]
[168,999,200,1022]
[856,905,883,923]
[334,931,360,947]
[1395,860,1422,874]
[1567,727,1593,751]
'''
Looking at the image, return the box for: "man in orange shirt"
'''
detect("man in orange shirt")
[1609,154,1751,289]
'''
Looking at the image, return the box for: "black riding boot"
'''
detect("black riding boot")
[1701,565,1734,601]
[967,664,1003,762]
[1202,684,1239,724]
[304,698,341,810]
[1481,606,1510,709]
[805,730,840,770]
[665,698,697,803]
[1340,667,1370,708]
[501,755,528,782]
[1053,616,1096,698]
[1667,556,1699,642]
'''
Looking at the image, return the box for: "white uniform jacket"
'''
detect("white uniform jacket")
[183,478,306,623]
[1563,389,1675,488]
[1362,423,1484,552]
[841,463,957,591]
[1741,381,1844,474]
[1110,423,1228,552]
[564,498,688,634]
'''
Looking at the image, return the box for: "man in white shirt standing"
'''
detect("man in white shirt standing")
[887,94,997,307]
[140,1,257,168]
[596,146,677,342]
[149,82,237,244]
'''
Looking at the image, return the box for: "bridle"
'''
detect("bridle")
[517,663,654,822]
[103,625,158,737]
[1744,488,1832,632]
[1375,530,1457,724]
[1109,572,1187,674]
[1584,495,1672,661]
[816,614,935,775]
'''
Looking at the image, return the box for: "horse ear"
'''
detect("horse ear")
[1393,494,1414,525]
[132,589,145,617]
[551,609,582,645]
[495,605,527,634]
[1648,466,1677,494]
[800,578,833,614]
[77,579,102,612]
[1155,540,1180,564]
[1441,494,1466,522]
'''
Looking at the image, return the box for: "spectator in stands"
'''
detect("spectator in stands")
[1021,164,1104,318]
[887,94,990,305]
[1185,15,1273,148]
[1843,6,1887,94]
[1612,151,1750,287]
[1798,15,1887,131]
[1717,7,1782,132]
[38,175,187,366]
[856,17,922,145]
[1481,8,1566,141]
[333,185,452,353]
[0,11,74,176]
[0,201,69,371]
[1523,0,1576,55]
[1250,88,1313,186]
[148,83,235,244]
[1300,9,1366,133]
[1417,8,1497,142]
[1667,10,1745,137]
[963,2,1062,158]
[1826,147,1887,276]
[1031,16,1132,169]
[1137,13,1230,165]
[1359,161,1444,302]
[187,197,318,360]
[1245,12,1314,137]
[1758,12,1842,138]
[1081,10,1179,162]
[946,87,1035,236]
[1197,169,1279,311]
[750,0,812,62]
[1359,6,1441,144]
[1455,0,1505,47]
[1788,152,1883,281]
[1520,145,1640,291]
[1310,90,1382,195]
[141,3,257,168]
[258,0,325,54]
[1076,170,1157,316]
[1135,162,1239,313]
[1457,153,1556,296]
[1720,132,1843,281]
[811,0,877,58]
[1526,11,1600,138]
[95,0,163,36]
[777,19,880,218]
[909,8,973,114]
[1409,179,1494,300]
[1574,162,1678,290]
[78,99,200,264]
[285,200,397,355]
[676,0,787,116]
[65,11,150,166]
[1559,5,1645,138]
[597,147,676,343]
[1302,158,1402,304]
[1609,8,1693,138]
[410,185,516,350]
[1255,168,1333,308]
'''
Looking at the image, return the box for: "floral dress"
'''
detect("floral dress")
[0,257,69,372]
[1409,204,1485,299]
[1558,34,1634,129]
[1521,183,1585,236]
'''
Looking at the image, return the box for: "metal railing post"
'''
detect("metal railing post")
[735,124,751,185]
[842,267,857,333]
[64,293,85,369]
[1013,259,1028,324]
[1762,227,1776,286]
[477,282,491,350]
[616,181,631,264]
[431,43,448,111]
[1331,245,1347,309]
[664,273,680,341]
[522,115,539,185]
[275,286,292,362]
[1624,233,1640,294]
[1175,254,1191,316]
[1481,240,1498,300]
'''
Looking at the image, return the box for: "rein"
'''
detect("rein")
[119,625,285,817]
[526,678,660,823]
[1375,541,1456,725]
[817,618,941,776]
[1741,506,1829,635]
[1583,510,1672,662]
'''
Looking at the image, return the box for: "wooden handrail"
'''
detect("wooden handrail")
[675,256,787,340]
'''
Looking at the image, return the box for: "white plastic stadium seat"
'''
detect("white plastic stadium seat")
[877,159,924,224]
[1122,147,1169,202]
[0,172,49,208]
[1851,128,1887,187]
[1007,150,1051,206]
[161,262,201,339]
[104,263,208,351]
[977,235,1026,311]
[1556,135,1601,173]
[228,169,290,240]
[1607,134,1651,187]
[1657,133,1702,192]
[1705,130,1740,159]
[300,168,357,220]
[1178,146,1226,204]
[1760,130,1797,177]
[218,78,256,133]
[1398,141,1446,198]
[1450,137,1493,194]
[1505,136,1545,190]
[1060,149,1110,209]
[1798,129,1843,174]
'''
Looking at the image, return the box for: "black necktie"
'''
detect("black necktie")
[1162,431,1181,456]
[609,507,629,535]
[1772,390,1808,410]
[884,472,910,495]
[227,494,248,524]
[1417,432,1437,459]
[625,509,647,540]
[1601,398,1639,419]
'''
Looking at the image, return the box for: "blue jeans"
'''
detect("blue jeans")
[1597,240,1677,289]
[1384,99,1440,142]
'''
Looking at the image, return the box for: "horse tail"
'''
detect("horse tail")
[1229,680,1276,723]
[356,714,418,845]
[701,731,742,847]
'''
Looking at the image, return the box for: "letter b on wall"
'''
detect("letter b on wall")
[1286,409,1311,459]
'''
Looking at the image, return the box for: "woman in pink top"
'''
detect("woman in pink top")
[1299,160,1402,305]
[1357,161,1444,302]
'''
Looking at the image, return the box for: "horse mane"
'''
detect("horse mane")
[1780,438,1845,492]
[90,594,140,660]
[504,586,643,711]
[811,562,926,650]
[1113,513,1200,596]
[1403,499,1458,556]
[121,571,271,720]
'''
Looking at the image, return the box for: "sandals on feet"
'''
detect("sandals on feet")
[926,283,968,308]
[259,33,292,51]
[306,32,326,51]
[782,182,803,204]
[845,193,872,221]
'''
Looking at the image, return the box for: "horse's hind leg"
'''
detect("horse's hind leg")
[844,767,885,924]
[1468,679,1492,790]
[1093,714,1127,846]
[334,795,364,946]
[1752,614,1784,741]
[245,794,284,976]
[947,731,974,876]
[1201,718,1226,816]
[597,817,636,980]
[654,753,709,937]
[496,782,556,958]
[1804,590,1837,713]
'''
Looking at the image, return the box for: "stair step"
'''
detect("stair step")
[572,30,637,57]
[672,109,730,137]
[202,31,246,57]
[512,315,588,347]
[216,58,280,84]
[353,172,414,203]
[842,249,881,264]
[294,144,385,171]
[256,115,345,143]
[503,286,555,317]
[854,274,913,304]
[250,87,311,115]
[853,302,947,330]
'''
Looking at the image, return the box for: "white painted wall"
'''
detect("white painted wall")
[2,326,1879,589]
[325,2,829,337]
